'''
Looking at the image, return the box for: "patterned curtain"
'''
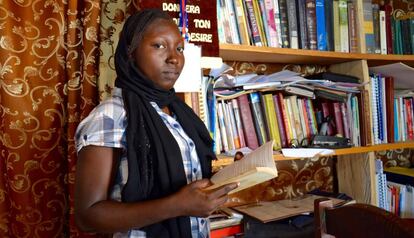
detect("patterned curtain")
[0,0,100,237]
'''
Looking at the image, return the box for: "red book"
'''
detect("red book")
[237,94,259,149]
[273,94,288,147]
[384,77,394,143]
[333,102,345,137]
[404,98,413,140]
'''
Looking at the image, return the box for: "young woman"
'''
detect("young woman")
[74,9,237,238]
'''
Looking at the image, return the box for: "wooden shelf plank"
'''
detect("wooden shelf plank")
[219,44,414,67]
[213,142,414,168]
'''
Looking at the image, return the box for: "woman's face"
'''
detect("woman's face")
[134,18,185,90]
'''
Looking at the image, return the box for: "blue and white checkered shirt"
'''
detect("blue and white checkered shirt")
[75,88,209,238]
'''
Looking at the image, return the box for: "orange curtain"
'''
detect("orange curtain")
[0,0,100,237]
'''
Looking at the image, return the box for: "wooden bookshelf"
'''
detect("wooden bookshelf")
[219,44,414,67]
[213,142,414,168]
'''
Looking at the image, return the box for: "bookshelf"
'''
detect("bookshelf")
[210,0,414,217]
[219,44,414,67]
[211,37,414,206]
[213,141,414,168]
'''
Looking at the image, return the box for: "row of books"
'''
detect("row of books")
[213,90,361,153]
[375,160,414,218]
[369,73,414,144]
[217,0,414,54]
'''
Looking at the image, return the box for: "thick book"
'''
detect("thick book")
[208,140,277,194]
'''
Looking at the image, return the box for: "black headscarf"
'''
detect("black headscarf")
[114,9,215,238]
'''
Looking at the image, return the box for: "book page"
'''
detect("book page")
[208,140,277,193]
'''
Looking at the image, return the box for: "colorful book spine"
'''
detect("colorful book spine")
[273,93,288,147]
[363,0,375,53]
[278,0,290,48]
[237,94,259,149]
[263,94,282,149]
[250,92,268,145]
[264,0,280,47]
[245,0,263,46]
[234,0,251,45]
[315,0,327,51]
[305,0,317,50]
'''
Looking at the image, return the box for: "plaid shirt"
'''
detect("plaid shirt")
[75,88,209,238]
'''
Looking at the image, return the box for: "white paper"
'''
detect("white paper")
[174,42,202,92]
[369,63,414,89]
[281,148,334,158]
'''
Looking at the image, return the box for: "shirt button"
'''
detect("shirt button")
[83,135,87,141]
[173,124,179,128]
[189,142,194,147]
[193,168,197,173]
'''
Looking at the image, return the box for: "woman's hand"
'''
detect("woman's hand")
[173,179,238,217]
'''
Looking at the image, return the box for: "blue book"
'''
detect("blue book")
[394,98,399,142]
[315,0,327,51]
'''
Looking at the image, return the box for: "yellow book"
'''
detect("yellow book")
[252,0,268,46]
[263,94,282,150]
[234,0,251,45]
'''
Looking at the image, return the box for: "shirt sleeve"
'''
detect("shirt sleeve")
[75,98,127,153]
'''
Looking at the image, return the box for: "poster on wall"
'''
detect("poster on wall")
[138,0,218,57]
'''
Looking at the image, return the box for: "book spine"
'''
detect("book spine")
[273,94,288,147]
[273,0,283,46]
[372,4,381,54]
[289,96,303,141]
[254,0,269,46]
[340,102,350,139]
[250,92,268,145]
[232,99,247,148]
[333,0,340,51]
[282,97,294,143]
[237,94,260,149]
[227,101,242,148]
[278,0,290,48]
[257,0,270,46]
[234,0,252,45]
[347,2,358,53]
[263,94,282,149]
[363,0,375,53]
[324,0,334,51]
[264,0,280,47]
[315,0,327,51]
[217,101,229,152]
[245,0,263,46]
[286,0,299,49]
[297,0,308,49]
[305,0,317,50]
[333,102,345,136]
[338,0,349,52]
[379,10,387,54]
[383,4,393,54]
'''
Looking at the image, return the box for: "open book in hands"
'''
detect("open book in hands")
[207,140,278,194]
